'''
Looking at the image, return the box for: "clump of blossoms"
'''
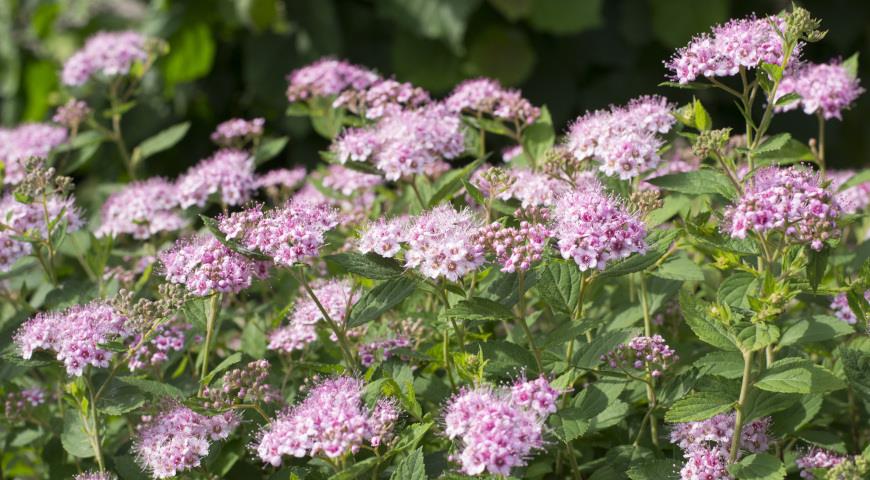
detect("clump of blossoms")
[775,59,864,120]
[4,387,46,419]
[0,123,68,185]
[61,31,149,86]
[443,377,557,476]
[210,117,265,147]
[217,200,338,267]
[176,149,256,208]
[796,449,846,479]
[506,168,571,207]
[202,360,281,409]
[553,182,647,271]
[445,77,540,126]
[255,376,400,464]
[565,95,675,179]
[0,192,82,271]
[473,206,553,273]
[268,279,359,353]
[358,336,411,367]
[286,58,379,103]
[321,164,383,196]
[52,99,91,131]
[723,167,841,251]
[665,14,796,84]
[670,413,772,480]
[127,321,190,371]
[159,235,270,296]
[829,170,870,214]
[334,78,430,119]
[830,293,857,325]
[14,302,130,376]
[333,103,465,180]
[404,205,485,281]
[96,178,186,239]
[133,405,239,479]
[602,334,678,378]
[254,167,307,192]
[357,216,409,258]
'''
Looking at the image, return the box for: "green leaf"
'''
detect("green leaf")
[664,391,735,423]
[132,122,190,164]
[574,329,639,369]
[779,315,853,346]
[443,297,514,322]
[201,352,243,387]
[695,351,745,379]
[325,252,404,280]
[162,22,215,91]
[118,376,187,399]
[755,358,846,394]
[718,272,759,309]
[96,378,146,415]
[798,430,847,454]
[600,229,679,278]
[805,246,829,292]
[839,170,870,191]
[659,81,715,90]
[754,139,814,166]
[770,394,822,435]
[693,98,712,131]
[627,459,681,480]
[549,408,589,443]
[843,52,859,78]
[646,169,737,200]
[773,93,801,108]
[727,453,785,480]
[427,155,486,208]
[527,0,602,34]
[841,348,870,400]
[241,321,266,358]
[737,323,780,352]
[753,133,791,154]
[61,410,94,458]
[182,297,208,330]
[521,106,554,162]
[536,259,582,315]
[390,447,426,480]
[348,277,417,328]
[680,291,738,351]
[254,136,289,165]
[378,0,482,54]
[477,339,539,376]
[200,215,273,261]
[652,252,704,282]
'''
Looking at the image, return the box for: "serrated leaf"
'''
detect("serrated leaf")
[443,297,513,321]
[652,252,704,282]
[695,351,745,379]
[680,292,738,351]
[806,246,829,292]
[755,357,845,394]
[118,376,187,399]
[521,106,553,161]
[841,348,870,400]
[664,391,734,423]
[646,169,737,200]
[574,329,639,369]
[779,315,853,346]
[627,459,681,480]
[693,98,712,131]
[254,136,288,165]
[61,410,94,458]
[549,408,589,443]
[727,453,785,480]
[325,252,404,280]
[348,277,417,328]
[201,352,243,386]
[133,122,190,163]
[536,260,582,315]
[427,156,486,208]
[390,447,426,480]
[737,323,780,352]
[754,133,791,154]
[843,52,859,78]
[718,272,759,309]
[773,93,800,108]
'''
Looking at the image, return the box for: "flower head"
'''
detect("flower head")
[775,59,863,120]
[322,164,383,196]
[128,321,191,371]
[5,387,47,419]
[602,334,678,377]
[357,216,409,258]
[829,170,870,214]
[334,78,430,119]
[404,205,484,281]
[473,207,553,273]
[830,292,858,325]
[0,193,82,271]
[0,124,68,185]
[358,336,411,367]
[159,235,269,296]
[286,58,379,103]
[53,99,91,129]
[446,78,540,125]
[268,279,358,353]
[796,448,846,479]
[176,149,256,209]
[254,167,307,191]
[62,31,149,86]
[97,178,185,239]
[211,117,265,146]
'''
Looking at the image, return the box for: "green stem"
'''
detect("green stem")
[108,80,134,178]
[443,328,456,390]
[816,111,826,176]
[730,350,754,463]
[639,275,652,337]
[200,293,222,385]
[517,271,543,372]
[83,375,106,472]
[297,270,359,372]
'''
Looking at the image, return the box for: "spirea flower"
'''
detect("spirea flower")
[679,445,731,480]
[254,167,307,191]
[0,193,82,271]
[671,413,772,480]
[404,205,485,281]
[286,58,379,103]
[334,78,430,119]
[553,183,647,271]
[5,387,46,418]
[321,164,383,196]
[829,170,870,214]
[830,292,857,324]
[52,99,91,129]
[665,15,797,84]
[61,31,148,86]
[503,144,523,162]
[217,200,338,267]
[176,149,256,209]
[333,104,465,180]
[723,167,841,251]
[796,448,846,479]
[96,178,186,239]
[565,95,675,179]
[602,334,678,377]
[506,168,571,207]
[210,117,265,146]
[443,380,554,476]
[74,473,117,480]
[127,321,190,371]
[202,359,281,409]
[255,376,399,464]
[14,302,130,376]
[358,336,411,367]
[357,216,409,258]
[268,279,358,353]
[446,78,541,125]
[510,376,560,417]
[0,123,68,185]
[159,235,269,296]
[133,406,239,479]
[775,60,864,120]
[473,207,553,273]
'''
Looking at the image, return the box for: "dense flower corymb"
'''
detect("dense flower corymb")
[829,170,870,214]
[268,279,359,353]
[97,178,186,239]
[5,387,47,419]
[357,216,409,258]
[0,193,82,271]
[446,77,540,125]
[14,302,130,376]
[775,59,864,120]
[127,321,190,371]
[0,123,68,185]
[286,58,379,103]
[255,376,399,464]
[473,207,553,273]
[61,31,148,86]
[210,117,265,146]
[159,235,269,296]
[176,149,256,209]
[796,448,846,479]
[404,205,485,281]
[602,334,678,377]
[334,78,430,119]
[134,406,239,479]
[723,167,841,251]
[671,413,772,480]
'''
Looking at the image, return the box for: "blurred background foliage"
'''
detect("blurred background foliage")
[1,0,868,190]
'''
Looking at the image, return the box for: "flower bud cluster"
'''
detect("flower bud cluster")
[602,334,678,378]
[202,359,281,409]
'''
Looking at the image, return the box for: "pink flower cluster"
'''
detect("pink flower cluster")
[473,207,553,273]
[775,60,864,120]
[404,205,485,281]
[97,178,186,239]
[0,193,83,271]
[602,334,678,377]
[670,413,772,480]
[829,170,870,214]
[830,292,857,325]
[128,321,190,371]
[133,406,239,479]
[62,31,148,86]
[665,15,796,84]
[553,183,647,271]
[321,164,383,196]
[15,302,130,376]
[445,78,540,125]
[286,58,379,103]
[255,167,307,191]
[358,336,411,367]
[255,376,399,464]
[565,95,674,179]
[796,448,846,479]
[333,104,465,180]
[4,387,46,418]
[159,235,269,296]
[52,99,91,129]
[210,117,265,146]
[443,377,557,476]
[723,167,841,250]
[509,168,571,207]
[357,216,409,258]
[334,78,431,119]
[202,359,281,409]
[176,149,256,209]
[268,279,358,353]
[218,200,338,267]
[0,123,68,185]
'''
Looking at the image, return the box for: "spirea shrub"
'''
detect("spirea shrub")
[2,5,870,480]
